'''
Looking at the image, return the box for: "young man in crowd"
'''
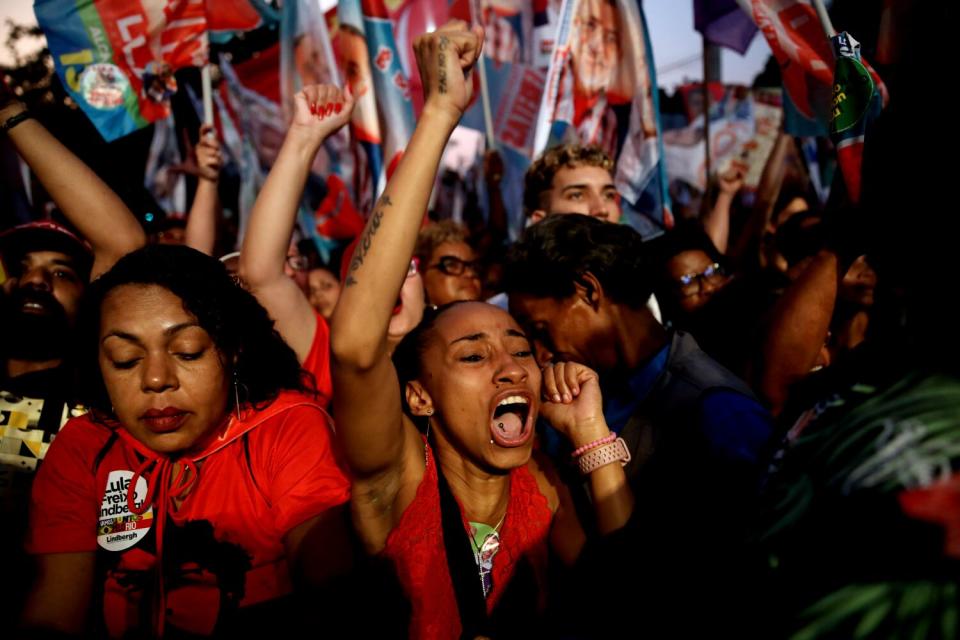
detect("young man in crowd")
[524,144,622,224]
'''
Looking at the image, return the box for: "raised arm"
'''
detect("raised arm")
[758,249,839,415]
[728,132,792,266]
[540,363,633,537]
[330,24,483,484]
[0,100,145,279]
[239,85,353,360]
[182,124,221,256]
[702,168,743,254]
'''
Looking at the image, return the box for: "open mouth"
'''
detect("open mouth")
[21,300,50,314]
[490,394,533,448]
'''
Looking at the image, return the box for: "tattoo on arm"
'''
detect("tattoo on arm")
[438,37,448,95]
[344,195,392,286]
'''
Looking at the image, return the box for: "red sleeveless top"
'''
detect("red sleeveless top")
[381,445,554,639]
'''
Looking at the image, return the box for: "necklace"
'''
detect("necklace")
[469,511,506,598]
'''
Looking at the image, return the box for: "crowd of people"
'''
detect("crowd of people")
[1,5,957,638]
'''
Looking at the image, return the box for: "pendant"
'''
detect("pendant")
[475,531,500,598]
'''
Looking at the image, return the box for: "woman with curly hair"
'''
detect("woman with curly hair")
[20,244,351,637]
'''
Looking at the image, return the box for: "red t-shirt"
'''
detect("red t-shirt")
[27,391,350,637]
[302,311,333,407]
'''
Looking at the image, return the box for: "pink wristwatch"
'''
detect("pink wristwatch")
[576,437,631,475]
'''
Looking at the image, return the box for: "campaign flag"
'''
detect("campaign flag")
[829,31,881,204]
[444,0,549,237]
[334,0,385,216]
[663,87,782,193]
[218,53,282,244]
[143,114,187,219]
[694,0,758,55]
[35,0,209,141]
[748,0,887,135]
[361,0,416,194]
[205,0,267,41]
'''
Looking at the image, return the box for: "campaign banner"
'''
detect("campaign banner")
[749,0,887,136]
[36,0,209,141]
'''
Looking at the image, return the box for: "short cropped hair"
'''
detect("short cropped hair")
[523,145,614,217]
[503,213,652,307]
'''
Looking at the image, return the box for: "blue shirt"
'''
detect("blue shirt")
[542,339,773,471]
[603,345,670,434]
[540,345,670,458]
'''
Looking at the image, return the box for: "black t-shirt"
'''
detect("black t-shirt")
[0,364,82,617]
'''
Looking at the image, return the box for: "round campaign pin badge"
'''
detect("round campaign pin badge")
[78,63,129,111]
[97,470,153,551]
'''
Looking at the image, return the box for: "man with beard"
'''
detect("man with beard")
[0,222,92,613]
[1,222,89,420]
[0,91,145,618]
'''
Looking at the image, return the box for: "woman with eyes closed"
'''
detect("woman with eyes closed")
[331,23,633,639]
[20,245,352,638]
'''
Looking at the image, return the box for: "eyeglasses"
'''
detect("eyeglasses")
[428,255,480,277]
[407,257,420,278]
[676,263,725,296]
[286,255,310,272]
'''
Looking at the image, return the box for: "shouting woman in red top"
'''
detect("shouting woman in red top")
[20,245,352,637]
[331,23,634,639]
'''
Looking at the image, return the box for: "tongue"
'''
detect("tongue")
[494,412,523,440]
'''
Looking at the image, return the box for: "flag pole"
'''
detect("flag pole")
[810,0,837,38]
[701,38,721,184]
[201,64,214,127]
[477,52,497,151]
[702,36,712,182]
[468,1,496,150]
